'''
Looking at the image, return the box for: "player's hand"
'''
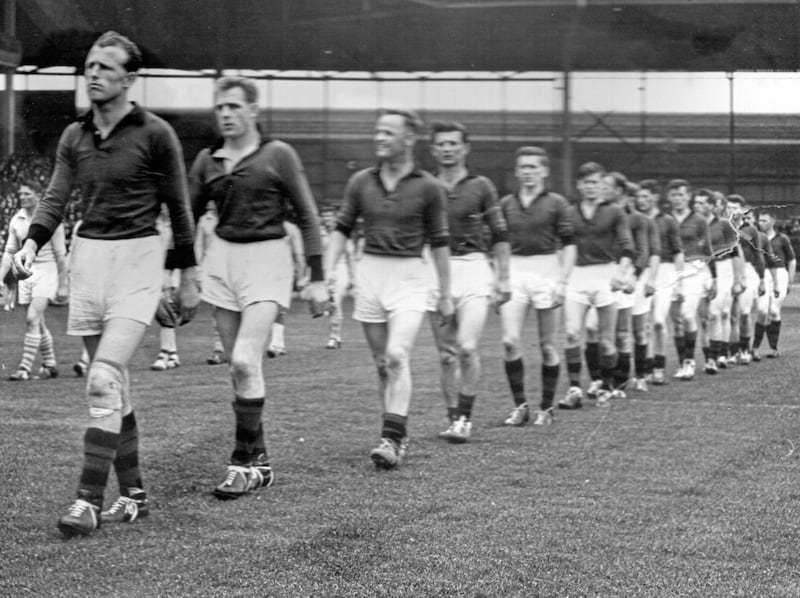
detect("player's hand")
[774,288,780,299]
[644,280,656,297]
[492,279,511,314]
[175,270,201,325]
[732,280,746,296]
[435,293,455,327]
[553,280,567,308]
[303,280,329,318]
[11,241,37,281]
[707,279,717,301]
[758,279,766,296]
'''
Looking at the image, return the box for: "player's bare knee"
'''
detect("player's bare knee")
[598,339,616,355]
[540,342,559,363]
[458,338,479,357]
[229,355,259,384]
[384,346,409,371]
[502,337,520,358]
[86,360,124,419]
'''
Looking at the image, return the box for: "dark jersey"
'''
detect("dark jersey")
[654,212,683,263]
[566,201,635,266]
[499,190,574,256]
[737,223,765,279]
[442,174,508,255]
[765,232,796,270]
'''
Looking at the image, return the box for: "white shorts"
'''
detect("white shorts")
[202,235,293,312]
[651,262,679,323]
[428,253,493,311]
[616,287,635,311]
[737,263,760,313]
[759,268,789,318]
[354,254,432,323]
[632,267,653,316]
[508,254,561,310]
[68,236,164,336]
[566,263,618,308]
[17,261,58,304]
[679,259,713,298]
[709,258,734,314]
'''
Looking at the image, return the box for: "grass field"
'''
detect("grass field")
[1,294,799,597]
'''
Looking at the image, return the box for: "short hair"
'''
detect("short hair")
[625,181,640,197]
[693,188,714,201]
[93,31,142,72]
[726,193,747,206]
[18,179,43,195]
[759,209,777,220]
[430,121,469,144]
[666,179,690,193]
[638,179,661,195]
[577,161,605,179]
[215,76,259,104]
[605,171,629,191]
[381,109,424,134]
[514,146,549,168]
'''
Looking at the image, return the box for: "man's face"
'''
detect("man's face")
[576,172,604,201]
[84,44,134,106]
[728,202,745,226]
[668,186,690,212]
[758,214,773,232]
[602,176,624,203]
[515,155,548,188]
[693,194,712,218]
[374,114,411,160]
[18,185,38,211]
[214,86,258,140]
[636,189,657,213]
[431,131,469,168]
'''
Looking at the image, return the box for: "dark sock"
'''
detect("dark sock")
[767,320,781,350]
[584,342,600,380]
[79,427,120,505]
[653,354,666,370]
[447,406,459,422]
[703,345,710,361]
[739,336,751,353]
[634,344,649,377]
[674,336,685,363]
[614,352,631,387]
[114,412,142,494]
[382,412,407,444]
[645,357,654,375]
[541,364,559,411]
[457,393,475,420]
[231,397,265,465]
[566,347,582,387]
[720,341,729,358]
[599,352,618,390]
[707,340,718,361]
[684,331,697,361]
[504,358,526,406]
[753,323,765,349]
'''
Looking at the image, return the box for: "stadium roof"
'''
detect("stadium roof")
[16,0,800,72]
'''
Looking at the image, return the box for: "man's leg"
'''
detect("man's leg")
[363,309,425,469]
[500,298,530,425]
[213,302,279,498]
[429,311,460,424]
[11,297,49,380]
[613,306,633,390]
[560,299,588,409]
[596,302,619,402]
[58,318,148,536]
[536,306,561,423]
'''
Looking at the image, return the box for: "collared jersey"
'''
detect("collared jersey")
[654,212,683,263]
[28,103,196,268]
[675,211,712,262]
[499,190,574,256]
[336,166,449,257]
[5,209,66,264]
[708,216,738,260]
[737,223,765,278]
[189,137,322,259]
[441,174,508,256]
[566,201,635,266]
[765,232,796,270]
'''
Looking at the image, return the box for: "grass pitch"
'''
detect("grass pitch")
[1,295,799,597]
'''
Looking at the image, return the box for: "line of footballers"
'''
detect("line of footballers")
[1,121,796,452]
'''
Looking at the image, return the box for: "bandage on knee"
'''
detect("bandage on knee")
[87,359,124,419]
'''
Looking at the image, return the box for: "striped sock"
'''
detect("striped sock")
[634,344,649,377]
[231,397,265,465]
[614,352,631,387]
[381,412,407,444]
[566,347,582,387]
[753,323,765,349]
[19,332,41,373]
[541,364,560,411]
[584,342,600,380]
[766,320,781,350]
[504,358,526,406]
[40,330,56,367]
[599,352,618,390]
[79,427,120,504]
[457,393,475,420]
[114,412,143,494]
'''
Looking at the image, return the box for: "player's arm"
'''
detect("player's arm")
[154,124,199,322]
[556,198,577,298]
[275,142,324,285]
[0,220,19,288]
[614,209,635,285]
[481,178,511,303]
[327,175,361,287]
[51,224,69,300]
[427,183,452,319]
